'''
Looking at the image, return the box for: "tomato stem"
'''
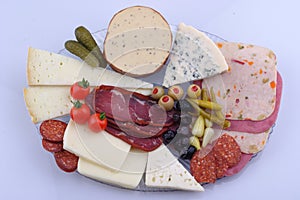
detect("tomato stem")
[71,100,82,108]
[78,78,90,88]
[100,112,106,120]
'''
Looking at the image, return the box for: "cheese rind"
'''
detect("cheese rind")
[63,120,131,171]
[78,147,148,189]
[27,47,153,88]
[23,86,72,123]
[145,144,204,191]
[162,23,228,87]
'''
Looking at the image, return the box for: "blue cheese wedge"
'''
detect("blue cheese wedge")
[162,23,228,87]
[145,144,204,191]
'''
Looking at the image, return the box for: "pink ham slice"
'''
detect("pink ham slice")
[225,153,253,176]
[226,72,282,133]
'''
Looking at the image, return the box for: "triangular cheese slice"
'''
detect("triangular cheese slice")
[145,144,204,191]
[162,23,228,87]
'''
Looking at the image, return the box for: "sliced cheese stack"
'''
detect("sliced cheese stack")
[64,120,148,189]
[163,23,228,87]
[24,48,154,123]
[146,144,204,191]
[104,6,172,77]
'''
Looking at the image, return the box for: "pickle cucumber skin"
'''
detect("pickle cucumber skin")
[64,40,100,67]
[75,26,107,68]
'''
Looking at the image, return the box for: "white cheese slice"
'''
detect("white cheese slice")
[78,148,147,189]
[63,120,131,171]
[162,23,228,87]
[27,47,153,89]
[23,86,151,123]
[145,144,204,191]
[23,86,72,123]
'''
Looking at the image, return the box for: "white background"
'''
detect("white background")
[1,0,299,199]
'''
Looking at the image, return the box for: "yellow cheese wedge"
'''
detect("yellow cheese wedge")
[27,47,153,89]
[23,86,71,123]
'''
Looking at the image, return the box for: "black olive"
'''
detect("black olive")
[172,112,181,123]
[180,146,197,160]
[174,101,181,111]
[180,115,192,126]
[162,130,177,144]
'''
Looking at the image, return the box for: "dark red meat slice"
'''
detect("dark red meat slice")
[90,85,173,127]
[40,120,67,142]
[190,152,217,183]
[226,72,282,133]
[107,118,169,138]
[54,150,79,173]
[191,134,242,183]
[105,126,163,152]
[42,139,63,153]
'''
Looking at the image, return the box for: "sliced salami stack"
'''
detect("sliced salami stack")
[203,42,283,176]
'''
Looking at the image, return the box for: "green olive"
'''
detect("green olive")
[158,95,174,111]
[187,84,201,99]
[168,85,184,100]
[151,86,165,100]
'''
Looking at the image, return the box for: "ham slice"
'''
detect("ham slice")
[225,153,253,176]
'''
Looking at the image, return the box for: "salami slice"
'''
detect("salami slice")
[191,134,242,183]
[40,120,67,142]
[225,153,253,177]
[54,150,79,173]
[42,139,63,153]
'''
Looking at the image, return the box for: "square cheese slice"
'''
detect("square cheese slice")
[78,148,148,189]
[145,144,204,191]
[63,120,131,171]
[27,47,153,89]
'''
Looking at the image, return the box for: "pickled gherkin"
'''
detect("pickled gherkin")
[75,26,107,68]
[65,40,100,67]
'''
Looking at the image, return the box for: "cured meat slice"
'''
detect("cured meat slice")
[204,42,277,121]
[40,120,67,142]
[191,134,242,183]
[226,72,282,133]
[54,150,79,173]
[225,153,253,177]
[89,85,172,127]
[42,139,63,153]
[105,126,163,152]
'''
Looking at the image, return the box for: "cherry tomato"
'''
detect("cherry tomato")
[70,78,90,100]
[70,101,90,124]
[88,112,108,133]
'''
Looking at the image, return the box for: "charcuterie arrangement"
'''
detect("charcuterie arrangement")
[23,6,282,192]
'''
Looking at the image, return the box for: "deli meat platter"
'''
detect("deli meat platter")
[23,6,282,192]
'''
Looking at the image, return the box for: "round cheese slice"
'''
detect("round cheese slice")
[104,6,172,77]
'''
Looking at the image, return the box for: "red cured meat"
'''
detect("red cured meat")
[105,126,163,152]
[106,117,169,138]
[225,153,253,176]
[42,139,63,153]
[190,134,242,183]
[54,150,79,173]
[40,120,67,142]
[226,72,282,133]
[87,85,173,127]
